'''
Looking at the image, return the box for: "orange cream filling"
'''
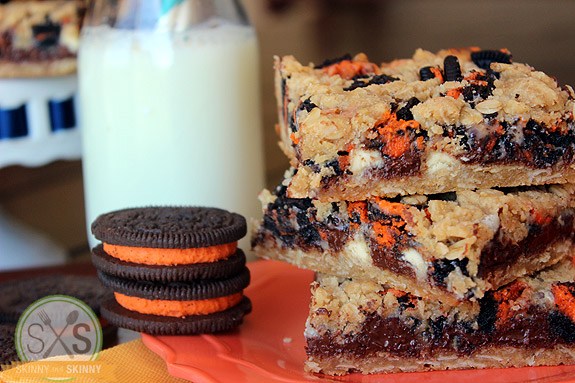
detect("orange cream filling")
[114,292,243,317]
[103,242,237,265]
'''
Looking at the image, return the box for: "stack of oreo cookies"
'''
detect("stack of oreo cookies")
[91,206,252,335]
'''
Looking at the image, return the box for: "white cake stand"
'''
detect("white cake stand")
[0,75,81,270]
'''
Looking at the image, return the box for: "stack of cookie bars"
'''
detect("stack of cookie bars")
[252,48,575,374]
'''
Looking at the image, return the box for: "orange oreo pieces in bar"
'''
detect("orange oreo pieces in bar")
[103,242,237,265]
[552,283,575,323]
[374,111,422,159]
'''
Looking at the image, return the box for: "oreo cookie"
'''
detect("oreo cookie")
[97,267,250,301]
[101,296,252,335]
[0,275,112,324]
[91,245,247,282]
[91,207,246,249]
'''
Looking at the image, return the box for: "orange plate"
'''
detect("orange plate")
[142,260,575,383]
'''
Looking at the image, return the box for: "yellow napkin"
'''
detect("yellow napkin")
[0,339,188,383]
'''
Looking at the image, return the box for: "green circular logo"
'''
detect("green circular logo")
[15,295,102,362]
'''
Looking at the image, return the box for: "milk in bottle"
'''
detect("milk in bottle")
[79,0,264,253]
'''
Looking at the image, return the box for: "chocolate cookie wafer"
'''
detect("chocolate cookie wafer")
[91,206,246,250]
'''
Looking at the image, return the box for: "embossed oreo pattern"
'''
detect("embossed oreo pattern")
[91,207,247,248]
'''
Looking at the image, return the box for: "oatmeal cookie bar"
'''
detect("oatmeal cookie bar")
[305,257,575,375]
[276,48,575,200]
[0,1,81,77]
[252,177,575,305]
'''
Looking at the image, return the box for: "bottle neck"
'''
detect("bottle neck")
[84,0,249,30]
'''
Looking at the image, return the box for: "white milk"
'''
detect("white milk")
[79,22,264,252]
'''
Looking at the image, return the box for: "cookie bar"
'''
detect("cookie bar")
[252,178,575,305]
[305,257,575,375]
[276,49,575,200]
[0,1,81,77]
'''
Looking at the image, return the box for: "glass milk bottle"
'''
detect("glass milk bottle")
[79,0,264,254]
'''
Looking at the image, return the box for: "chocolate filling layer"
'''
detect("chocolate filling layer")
[370,238,415,278]
[306,307,572,359]
[478,211,574,278]
[367,151,422,180]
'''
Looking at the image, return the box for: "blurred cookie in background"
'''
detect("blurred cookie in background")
[0,0,84,77]
[0,324,18,367]
[0,274,117,359]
